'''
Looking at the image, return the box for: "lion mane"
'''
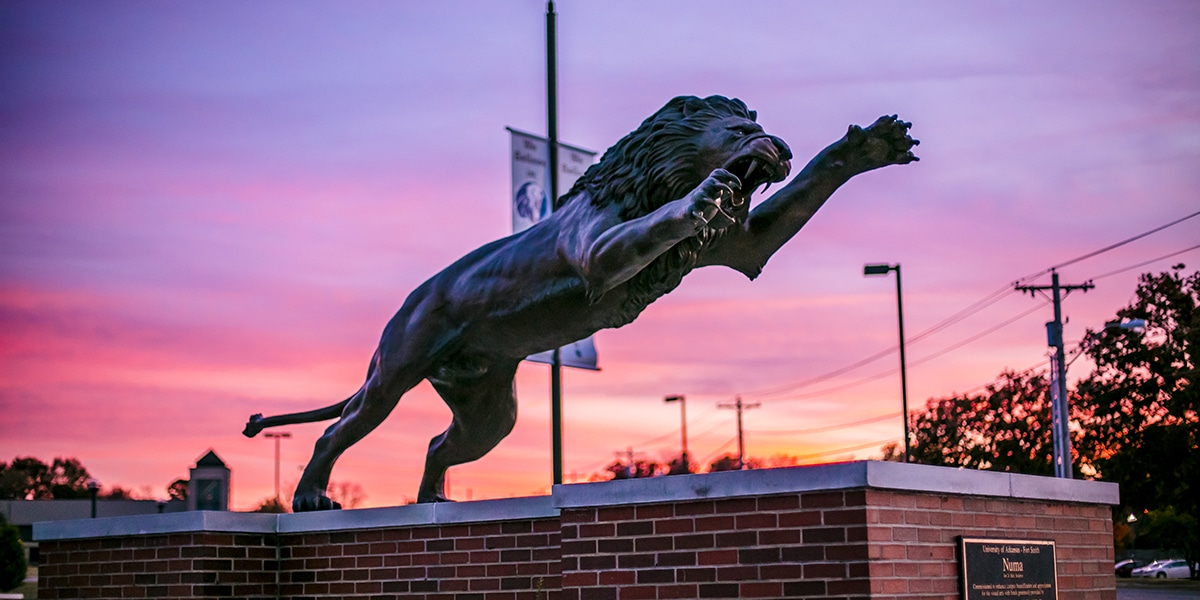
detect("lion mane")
[560,95,758,318]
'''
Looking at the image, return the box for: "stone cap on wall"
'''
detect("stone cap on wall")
[34,461,1118,541]
[553,460,1120,509]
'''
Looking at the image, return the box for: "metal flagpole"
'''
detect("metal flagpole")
[546,0,563,487]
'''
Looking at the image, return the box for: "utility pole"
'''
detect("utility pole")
[1016,269,1093,479]
[263,432,291,502]
[614,447,642,478]
[718,396,760,469]
[546,0,564,487]
[664,395,688,472]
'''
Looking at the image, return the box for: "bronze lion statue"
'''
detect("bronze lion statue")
[244,95,918,510]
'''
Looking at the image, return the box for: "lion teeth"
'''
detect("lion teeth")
[743,159,759,182]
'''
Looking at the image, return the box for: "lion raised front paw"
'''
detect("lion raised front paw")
[832,115,919,175]
[689,168,742,231]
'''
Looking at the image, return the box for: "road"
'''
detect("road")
[1118,583,1200,600]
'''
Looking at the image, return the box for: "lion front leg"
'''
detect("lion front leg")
[701,116,918,279]
[574,171,742,300]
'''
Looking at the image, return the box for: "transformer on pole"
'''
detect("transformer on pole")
[1016,269,1093,479]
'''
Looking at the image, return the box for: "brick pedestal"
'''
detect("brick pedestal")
[36,461,1118,599]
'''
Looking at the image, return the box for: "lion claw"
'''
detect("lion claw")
[688,168,741,231]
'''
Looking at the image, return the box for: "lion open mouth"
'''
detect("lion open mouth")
[723,139,791,203]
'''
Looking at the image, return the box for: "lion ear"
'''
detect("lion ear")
[748,110,757,121]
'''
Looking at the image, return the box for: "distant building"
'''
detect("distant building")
[2,448,233,564]
[187,450,231,512]
[1,499,186,563]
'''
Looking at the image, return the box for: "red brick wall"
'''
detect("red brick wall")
[34,464,1118,600]
[37,532,277,599]
[864,490,1115,599]
[276,517,561,598]
[555,489,1114,600]
[560,491,872,600]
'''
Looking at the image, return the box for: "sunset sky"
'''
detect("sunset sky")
[2,1,1198,510]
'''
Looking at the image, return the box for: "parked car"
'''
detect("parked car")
[1115,559,1147,578]
[1131,559,1194,579]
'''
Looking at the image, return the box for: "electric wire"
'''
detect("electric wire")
[742,214,1200,401]
[576,217,1200,477]
[748,411,900,436]
[1087,243,1200,281]
[767,303,1046,403]
[696,436,739,465]
[906,304,1045,368]
[741,283,1020,400]
[1015,209,1200,284]
[791,438,900,462]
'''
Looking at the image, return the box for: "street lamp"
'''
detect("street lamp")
[664,395,688,473]
[1126,512,1138,553]
[864,262,910,463]
[87,479,100,518]
[263,432,292,502]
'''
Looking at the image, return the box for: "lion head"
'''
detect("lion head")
[561,95,793,318]
[560,95,791,218]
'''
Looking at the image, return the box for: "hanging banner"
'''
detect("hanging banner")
[508,127,596,232]
[508,127,600,371]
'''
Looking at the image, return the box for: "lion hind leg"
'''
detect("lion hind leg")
[418,360,520,503]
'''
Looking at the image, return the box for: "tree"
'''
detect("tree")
[663,455,694,476]
[1074,267,1199,577]
[167,478,189,501]
[327,482,367,509]
[47,457,91,499]
[101,486,134,499]
[253,497,288,513]
[0,456,92,500]
[707,454,761,472]
[604,458,661,480]
[894,267,1198,574]
[907,369,1055,475]
[0,514,25,592]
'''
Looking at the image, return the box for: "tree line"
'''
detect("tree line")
[884,267,1197,576]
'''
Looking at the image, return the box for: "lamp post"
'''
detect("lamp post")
[87,479,100,518]
[263,432,292,503]
[664,395,688,473]
[864,263,910,463]
[1126,512,1138,554]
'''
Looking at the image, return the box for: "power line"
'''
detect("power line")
[696,436,739,465]
[768,303,1045,403]
[625,406,722,451]
[743,215,1199,401]
[1088,243,1200,281]
[791,438,900,462]
[907,304,1045,368]
[1016,209,1200,284]
[748,411,900,436]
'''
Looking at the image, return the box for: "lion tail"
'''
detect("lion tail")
[242,399,350,438]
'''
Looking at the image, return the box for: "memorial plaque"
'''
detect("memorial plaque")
[958,537,1057,599]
